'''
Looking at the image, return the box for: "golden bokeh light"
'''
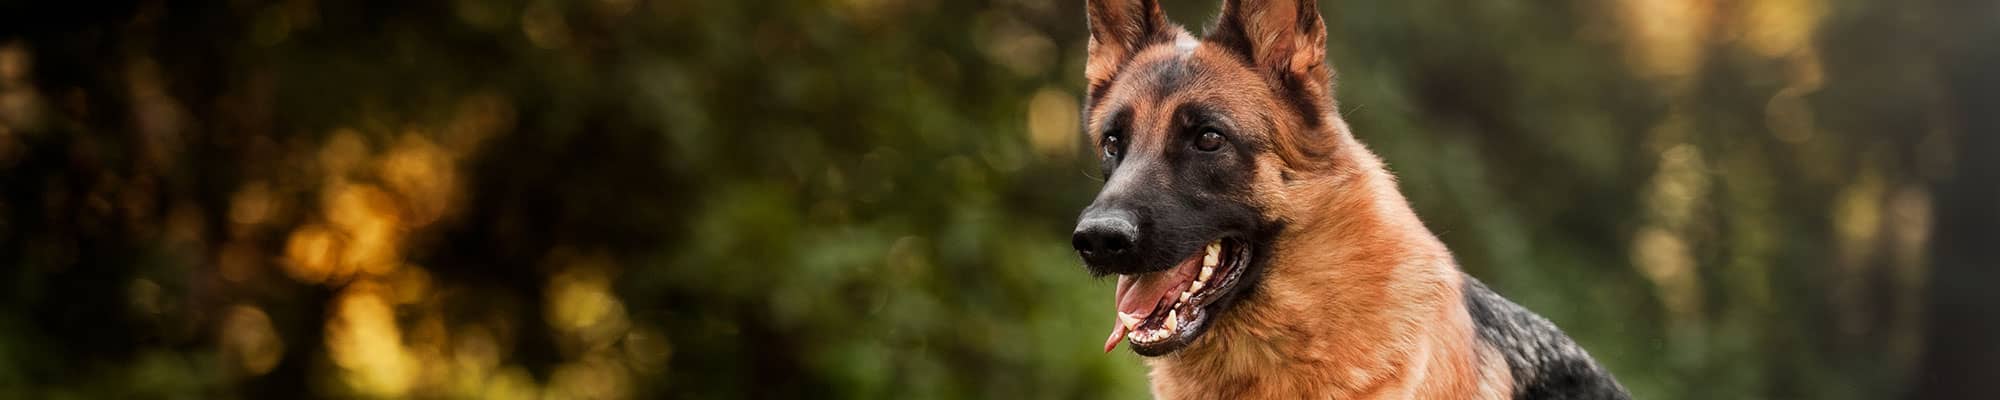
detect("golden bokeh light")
[484,366,540,400]
[1633,143,1710,325]
[228,181,278,227]
[622,325,673,377]
[0,41,45,149]
[545,354,633,400]
[981,14,1058,78]
[442,93,511,154]
[325,282,418,397]
[546,251,631,355]
[453,325,504,376]
[271,96,534,398]
[283,224,341,284]
[387,266,434,306]
[1739,0,1825,58]
[319,129,370,179]
[327,183,403,277]
[1830,168,1885,335]
[219,305,286,377]
[1026,86,1079,160]
[379,133,456,227]
[1614,0,1714,83]
[0,41,29,84]
[1633,226,1701,322]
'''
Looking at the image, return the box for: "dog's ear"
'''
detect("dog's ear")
[1086,0,1174,96]
[1211,0,1341,169]
[1211,0,1328,78]
[1209,0,1332,114]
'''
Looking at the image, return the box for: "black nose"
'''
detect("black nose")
[1073,209,1139,268]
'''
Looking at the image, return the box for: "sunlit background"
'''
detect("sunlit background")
[2,0,1997,398]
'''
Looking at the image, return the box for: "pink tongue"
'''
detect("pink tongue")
[1102,319,1127,353]
[1102,256,1200,352]
[1116,270,1187,318]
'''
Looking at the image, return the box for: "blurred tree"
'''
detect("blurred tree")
[0,0,1988,399]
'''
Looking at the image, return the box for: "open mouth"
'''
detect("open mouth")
[1103,238,1253,356]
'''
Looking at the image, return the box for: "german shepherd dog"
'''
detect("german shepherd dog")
[1069,0,1630,398]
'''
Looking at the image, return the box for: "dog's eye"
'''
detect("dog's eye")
[1195,130,1226,152]
[1102,134,1122,158]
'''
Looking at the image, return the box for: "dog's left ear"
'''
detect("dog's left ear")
[1210,0,1332,115]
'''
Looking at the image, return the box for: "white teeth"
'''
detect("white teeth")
[1203,242,1221,266]
[1119,312,1142,330]
[1189,280,1204,293]
[1128,326,1175,343]
[1180,291,1192,303]
[1199,266,1214,282]
[1165,310,1180,330]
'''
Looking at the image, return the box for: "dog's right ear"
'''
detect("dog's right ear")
[1085,0,1174,97]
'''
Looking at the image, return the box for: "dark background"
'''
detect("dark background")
[1,0,1996,398]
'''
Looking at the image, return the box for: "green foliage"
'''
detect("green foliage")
[0,0,1989,398]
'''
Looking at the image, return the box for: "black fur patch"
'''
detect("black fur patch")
[1143,56,1195,102]
[1463,276,1631,400]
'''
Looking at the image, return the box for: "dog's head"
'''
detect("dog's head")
[1072,0,1345,356]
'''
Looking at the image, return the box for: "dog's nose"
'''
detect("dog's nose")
[1073,210,1139,266]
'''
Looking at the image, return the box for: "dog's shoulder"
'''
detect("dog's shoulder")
[1461,275,1631,400]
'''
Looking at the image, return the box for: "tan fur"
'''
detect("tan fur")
[1082,0,1518,398]
[1144,135,1512,399]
